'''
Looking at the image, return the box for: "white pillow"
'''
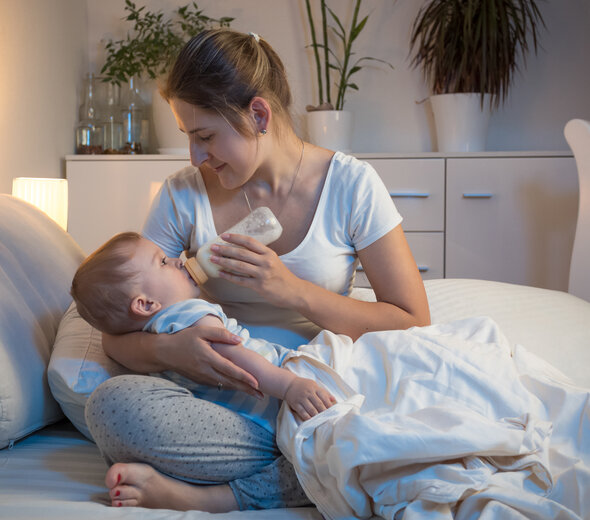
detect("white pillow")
[0,195,84,449]
[425,278,590,389]
[48,302,133,440]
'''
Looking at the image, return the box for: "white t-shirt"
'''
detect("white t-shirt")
[143,151,402,348]
[144,299,289,434]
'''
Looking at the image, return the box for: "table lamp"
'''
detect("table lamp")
[12,177,68,230]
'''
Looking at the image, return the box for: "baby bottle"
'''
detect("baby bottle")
[184,206,283,284]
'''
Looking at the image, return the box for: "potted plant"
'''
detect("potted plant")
[304,0,392,152]
[101,0,233,153]
[409,0,545,152]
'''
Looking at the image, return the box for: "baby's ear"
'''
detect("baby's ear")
[131,295,162,317]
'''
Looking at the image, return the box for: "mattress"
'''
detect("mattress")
[0,421,322,520]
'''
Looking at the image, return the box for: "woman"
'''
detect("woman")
[86,28,430,512]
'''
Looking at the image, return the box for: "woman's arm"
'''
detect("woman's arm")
[291,226,430,338]
[211,225,430,340]
[101,326,261,396]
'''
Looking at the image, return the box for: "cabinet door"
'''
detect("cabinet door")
[446,157,578,290]
[67,159,190,253]
[367,158,445,231]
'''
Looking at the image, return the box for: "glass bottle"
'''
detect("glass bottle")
[75,73,104,154]
[120,77,148,154]
[184,207,283,284]
[101,82,123,154]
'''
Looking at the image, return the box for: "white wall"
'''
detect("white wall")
[0,0,88,194]
[1,0,589,195]
[87,0,590,153]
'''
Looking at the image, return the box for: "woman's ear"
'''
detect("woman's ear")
[130,295,162,318]
[250,96,272,134]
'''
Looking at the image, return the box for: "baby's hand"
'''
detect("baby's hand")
[284,377,336,421]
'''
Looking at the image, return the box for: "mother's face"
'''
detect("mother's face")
[169,98,260,190]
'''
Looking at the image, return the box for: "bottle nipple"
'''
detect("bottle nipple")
[184,257,209,285]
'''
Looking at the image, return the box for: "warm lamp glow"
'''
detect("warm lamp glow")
[12,177,68,230]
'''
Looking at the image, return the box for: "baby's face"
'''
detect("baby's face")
[131,238,201,309]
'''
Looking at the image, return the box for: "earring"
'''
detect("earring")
[260,129,267,135]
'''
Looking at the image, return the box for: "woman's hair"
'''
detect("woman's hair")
[162,28,293,137]
[71,232,143,335]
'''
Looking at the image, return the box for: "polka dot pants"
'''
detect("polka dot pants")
[85,375,310,510]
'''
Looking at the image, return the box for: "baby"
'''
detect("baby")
[71,231,335,429]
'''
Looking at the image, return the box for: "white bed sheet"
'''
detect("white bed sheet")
[0,421,321,520]
[277,317,590,519]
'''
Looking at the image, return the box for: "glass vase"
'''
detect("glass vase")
[75,73,103,154]
[121,77,148,154]
[101,82,123,154]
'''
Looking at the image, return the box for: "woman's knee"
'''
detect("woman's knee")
[85,375,192,454]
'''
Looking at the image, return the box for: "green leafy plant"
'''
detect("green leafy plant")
[409,0,545,109]
[101,0,233,85]
[304,0,393,111]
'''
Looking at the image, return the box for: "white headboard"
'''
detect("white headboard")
[565,119,590,302]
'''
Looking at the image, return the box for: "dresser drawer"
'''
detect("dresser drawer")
[354,231,444,288]
[366,158,445,232]
[406,231,444,279]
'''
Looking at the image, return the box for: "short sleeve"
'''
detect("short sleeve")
[145,300,225,334]
[142,166,200,258]
[348,161,402,251]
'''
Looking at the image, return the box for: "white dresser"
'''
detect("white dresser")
[66,151,577,291]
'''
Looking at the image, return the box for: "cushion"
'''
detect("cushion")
[48,302,133,440]
[0,194,85,448]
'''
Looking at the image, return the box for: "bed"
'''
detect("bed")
[1,121,589,520]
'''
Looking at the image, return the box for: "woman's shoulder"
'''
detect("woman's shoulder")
[164,165,202,191]
[325,151,382,196]
[330,151,376,176]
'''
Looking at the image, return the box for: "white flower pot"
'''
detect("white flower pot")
[151,88,188,154]
[306,110,353,153]
[430,93,491,152]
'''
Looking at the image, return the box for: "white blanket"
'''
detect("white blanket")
[277,317,590,520]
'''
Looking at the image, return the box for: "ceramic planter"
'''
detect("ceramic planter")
[430,93,491,152]
[306,110,352,153]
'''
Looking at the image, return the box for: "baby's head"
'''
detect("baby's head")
[71,232,200,335]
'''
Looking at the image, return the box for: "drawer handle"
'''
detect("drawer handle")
[359,265,430,273]
[389,192,430,198]
[462,193,493,199]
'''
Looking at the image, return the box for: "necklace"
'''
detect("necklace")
[242,137,305,220]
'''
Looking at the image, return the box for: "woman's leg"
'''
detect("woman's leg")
[85,375,310,510]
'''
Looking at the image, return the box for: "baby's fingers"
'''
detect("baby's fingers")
[293,403,313,421]
[317,389,337,409]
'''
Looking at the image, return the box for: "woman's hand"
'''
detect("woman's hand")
[209,233,301,307]
[168,324,263,397]
[102,325,262,398]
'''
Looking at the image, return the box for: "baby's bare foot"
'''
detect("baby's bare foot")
[105,462,237,512]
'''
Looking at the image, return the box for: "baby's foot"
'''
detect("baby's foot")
[105,462,237,512]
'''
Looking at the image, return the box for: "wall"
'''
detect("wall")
[86,0,590,153]
[0,0,88,194]
[1,0,589,196]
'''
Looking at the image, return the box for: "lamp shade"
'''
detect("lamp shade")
[12,177,68,230]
